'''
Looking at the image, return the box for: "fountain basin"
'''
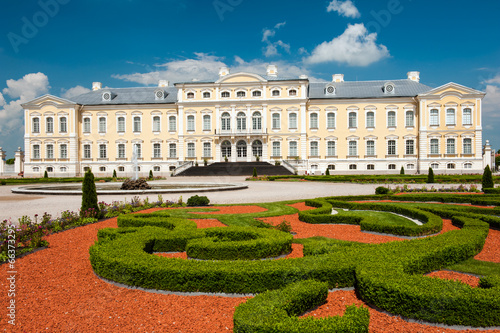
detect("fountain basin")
[11,182,248,195]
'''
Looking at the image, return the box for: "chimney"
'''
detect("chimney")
[407,71,420,82]
[219,66,230,78]
[266,65,278,77]
[158,80,169,87]
[92,82,102,91]
[332,74,344,82]
[299,74,309,80]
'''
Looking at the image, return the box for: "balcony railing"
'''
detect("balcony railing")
[215,128,267,136]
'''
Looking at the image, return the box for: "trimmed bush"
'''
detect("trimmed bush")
[427,167,434,183]
[81,169,99,215]
[233,280,370,332]
[325,168,330,175]
[253,167,258,178]
[400,166,405,175]
[186,195,210,207]
[482,165,494,189]
[375,186,390,195]
[112,169,117,178]
[0,180,6,186]
[44,170,48,179]
[149,170,154,180]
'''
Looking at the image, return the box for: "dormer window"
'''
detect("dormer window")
[102,91,112,101]
[237,91,246,98]
[289,89,297,96]
[155,89,165,100]
[187,92,195,99]
[272,89,280,97]
[221,91,230,98]
[203,92,211,98]
[325,84,336,95]
[383,82,395,94]
[252,90,262,97]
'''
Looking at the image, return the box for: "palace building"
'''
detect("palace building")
[21,65,487,177]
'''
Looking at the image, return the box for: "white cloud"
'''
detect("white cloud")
[298,47,308,55]
[2,72,50,100]
[61,85,91,100]
[327,0,361,18]
[0,92,5,107]
[485,74,500,85]
[261,22,289,58]
[304,23,389,66]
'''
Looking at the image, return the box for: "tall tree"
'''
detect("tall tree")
[482,165,494,190]
[81,169,99,215]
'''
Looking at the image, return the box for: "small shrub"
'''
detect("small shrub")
[256,155,260,162]
[400,166,405,175]
[195,161,199,167]
[149,170,153,180]
[375,186,390,195]
[81,169,99,216]
[325,168,330,175]
[0,180,6,186]
[186,195,210,206]
[482,165,494,189]
[427,167,434,184]
[274,220,292,233]
[252,167,258,178]
[275,161,281,166]
[43,170,48,179]
[112,169,117,178]
[204,159,208,166]
[224,155,228,162]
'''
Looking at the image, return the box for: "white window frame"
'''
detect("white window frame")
[251,89,262,97]
[327,112,336,129]
[98,117,107,133]
[366,140,375,156]
[118,143,126,159]
[387,140,396,155]
[272,113,281,129]
[117,116,126,133]
[46,117,54,133]
[203,142,211,157]
[430,138,439,154]
[252,112,262,130]
[83,117,91,133]
[327,141,336,156]
[99,144,107,159]
[348,141,357,156]
[153,143,162,158]
[32,117,40,133]
[152,115,161,132]
[83,144,91,159]
[310,113,319,129]
[446,138,456,154]
[169,143,177,158]
[221,90,231,98]
[348,111,357,128]
[366,111,375,128]
[46,144,54,159]
[405,139,414,155]
[462,108,472,125]
[310,141,319,157]
[133,116,142,133]
[169,116,177,132]
[187,142,195,158]
[33,144,40,159]
[387,111,396,128]
[446,108,456,126]
[289,113,297,129]
[60,144,68,159]
[237,112,246,131]
[59,117,67,133]
[405,111,414,127]
[133,143,142,158]
[203,115,211,131]
[289,141,298,157]
[430,109,439,126]
[463,138,472,154]
[187,115,195,131]
[272,141,281,157]
[221,112,231,131]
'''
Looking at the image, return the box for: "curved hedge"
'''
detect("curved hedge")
[90,210,500,326]
[233,280,370,332]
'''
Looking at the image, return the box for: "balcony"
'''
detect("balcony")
[216,128,267,136]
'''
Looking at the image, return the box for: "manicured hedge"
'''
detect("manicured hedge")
[233,280,370,333]
[483,187,500,194]
[186,227,292,260]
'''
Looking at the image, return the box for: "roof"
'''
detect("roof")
[71,87,178,105]
[308,79,432,99]
[175,74,303,85]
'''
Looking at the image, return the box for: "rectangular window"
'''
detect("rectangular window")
[33,118,40,133]
[366,141,375,156]
[366,112,374,128]
[310,142,319,156]
[327,141,335,156]
[348,141,357,156]
[187,116,195,131]
[463,138,472,154]
[405,140,414,155]
[134,144,142,158]
[310,114,318,129]
[289,113,297,129]
[99,144,107,159]
[430,109,439,126]
[83,118,91,133]
[203,115,211,131]
[84,144,91,159]
[99,117,106,133]
[133,117,141,132]
[153,116,161,132]
[387,111,396,127]
[169,143,177,158]
[272,114,280,129]
[187,143,195,157]
[46,144,54,159]
[169,117,176,132]
[203,142,211,157]
[272,142,280,157]
[446,109,455,125]
[46,118,54,133]
[463,108,472,125]
[348,112,357,128]
[406,111,414,127]
[430,139,439,154]
[118,144,125,159]
[446,138,455,154]
[60,144,68,159]
[387,140,396,155]
[327,113,335,129]
[153,143,161,158]
[289,141,298,156]
[33,145,40,159]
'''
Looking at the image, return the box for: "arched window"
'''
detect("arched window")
[464,162,472,169]
[59,117,67,133]
[272,89,280,96]
[366,140,375,156]
[203,92,211,98]
[367,164,375,170]
[221,91,230,98]
[83,118,91,133]
[133,116,141,132]
[169,116,176,132]
[32,118,40,133]
[252,140,262,157]
[187,92,194,99]
[152,116,160,132]
[446,108,455,125]
[446,138,455,154]
[237,112,246,131]
[118,117,125,132]
[203,115,211,131]
[327,113,335,129]
[272,113,280,129]
[252,112,262,131]
[405,111,414,127]
[98,117,106,133]
[236,91,246,98]
[289,113,297,129]
[447,163,456,169]
[221,140,231,158]
[463,108,472,125]
[431,163,439,169]
[463,138,472,154]
[252,90,262,97]
[366,112,374,128]
[289,141,298,157]
[272,141,281,157]
[387,111,396,127]
[237,140,247,157]
[187,115,195,131]
[310,141,319,156]
[221,112,231,131]
[46,117,54,133]
[289,89,297,96]
[310,113,318,129]
[388,164,396,170]
[348,112,357,128]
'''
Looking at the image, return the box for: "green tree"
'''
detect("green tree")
[43,170,48,179]
[112,169,117,178]
[252,167,258,178]
[6,158,14,165]
[400,166,405,175]
[81,169,99,216]
[427,167,434,184]
[482,165,494,190]
[325,168,330,175]
[149,170,153,180]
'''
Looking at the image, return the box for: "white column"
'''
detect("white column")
[15,147,24,175]
[0,147,5,174]
[247,143,252,162]
[178,106,184,161]
[483,140,492,170]
[263,104,268,132]
[300,103,307,160]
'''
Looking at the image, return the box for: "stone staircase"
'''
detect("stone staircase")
[175,162,293,177]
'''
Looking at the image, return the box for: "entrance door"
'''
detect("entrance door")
[236,140,247,161]
[252,140,263,160]
[221,140,231,160]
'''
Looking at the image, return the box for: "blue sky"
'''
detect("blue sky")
[1,0,499,158]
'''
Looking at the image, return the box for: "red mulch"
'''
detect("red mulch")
[426,271,481,288]
[189,218,227,228]
[475,228,500,263]
[355,200,495,209]
[1,204,499,332]
[191,205,267,215]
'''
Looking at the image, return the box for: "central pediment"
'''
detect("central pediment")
[216,72,267,84]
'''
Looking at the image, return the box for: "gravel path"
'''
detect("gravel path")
[0,177,379,223]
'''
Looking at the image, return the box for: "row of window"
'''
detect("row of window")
[186,88,297,99]
[429,108,472,126]
[324,162,472,171]
[32,117,67,134]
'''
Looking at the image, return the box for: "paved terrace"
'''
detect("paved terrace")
[0,176,380,223]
